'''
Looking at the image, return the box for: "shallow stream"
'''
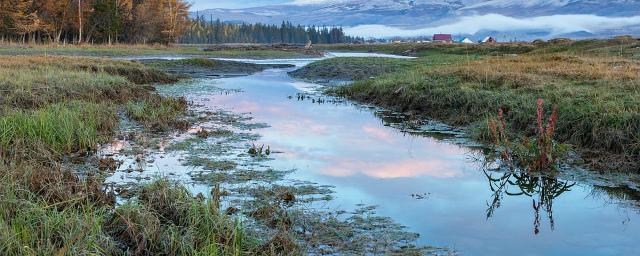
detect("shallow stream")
[107,53,640,255]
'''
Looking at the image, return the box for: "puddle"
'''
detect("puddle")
[105,53,640,255]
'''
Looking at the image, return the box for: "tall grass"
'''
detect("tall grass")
[106,180,259,255]
[0,163,263,255]
[0,101,117,160]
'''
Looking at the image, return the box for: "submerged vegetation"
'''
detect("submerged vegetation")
[324,38,640,171]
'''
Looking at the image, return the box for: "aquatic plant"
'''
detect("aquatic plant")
[248,144,271,157]
[488,99,567,172]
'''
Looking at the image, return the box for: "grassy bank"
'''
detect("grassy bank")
[0,54,311,255]
[289,57,415,81]
[325,38,640,171]
[0,44,320,59]
[0,55,186,159]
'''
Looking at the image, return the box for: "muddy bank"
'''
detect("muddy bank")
[141,58,295,78]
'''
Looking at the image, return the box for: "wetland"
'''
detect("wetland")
[2,41,640,255]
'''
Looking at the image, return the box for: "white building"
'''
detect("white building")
[460,37,474,44]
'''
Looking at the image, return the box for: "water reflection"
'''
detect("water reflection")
[150,56,640,254]
[485,170,576,234]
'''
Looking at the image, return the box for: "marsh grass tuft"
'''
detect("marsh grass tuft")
[107,179,261,255]
[0,101,118,160]
[125,95,190,132]
[488,99,568,171]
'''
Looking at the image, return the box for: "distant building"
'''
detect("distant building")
[433,34,453,43]
[460,37,474,44]
[481,36,497,44]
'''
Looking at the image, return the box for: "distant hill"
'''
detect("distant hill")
[192,0,640,40]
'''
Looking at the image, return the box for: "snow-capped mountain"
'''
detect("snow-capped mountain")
[193,0,640,39]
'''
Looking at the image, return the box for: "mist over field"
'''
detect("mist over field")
[343,14,640,39]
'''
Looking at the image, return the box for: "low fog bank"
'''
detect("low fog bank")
[344,14,640,40]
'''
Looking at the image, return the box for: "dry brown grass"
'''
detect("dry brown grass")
[429,54,640,88]
[0,55,175,84]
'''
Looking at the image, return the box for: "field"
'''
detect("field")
[0,44,320,59]
[311,37,640,171]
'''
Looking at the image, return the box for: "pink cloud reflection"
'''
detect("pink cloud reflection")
[321,158,462,179]
[362,125,395,143]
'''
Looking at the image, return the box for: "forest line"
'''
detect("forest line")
[0,0,357,45]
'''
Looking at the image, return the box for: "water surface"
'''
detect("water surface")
[115,54,640,255]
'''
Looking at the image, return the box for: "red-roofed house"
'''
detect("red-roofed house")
[433,34,453,43]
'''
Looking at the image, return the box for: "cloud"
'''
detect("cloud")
[291,0,347,5]
[343,14,640,38]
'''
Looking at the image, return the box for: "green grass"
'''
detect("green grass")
[329,38,640,171]
[107,179,261,255]
[0,55,176,85]
[0,101,118,159]
[0,163,265,255]
[125,95,190,131]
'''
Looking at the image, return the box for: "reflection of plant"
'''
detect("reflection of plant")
[487,98,568,171]
[485,170,575,234]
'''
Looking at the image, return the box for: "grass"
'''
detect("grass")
[0,55,190,158]
[0,55,176,85]
[0,44,319,59]
[289,57,415,81]
[328,38,640,171]
[125,95,190,132]
[0,163,266,255]
[0,53,300,254]
[317,42,536,57]
[0,101,118,160]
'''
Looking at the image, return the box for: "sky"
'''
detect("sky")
[188,0,292,10]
